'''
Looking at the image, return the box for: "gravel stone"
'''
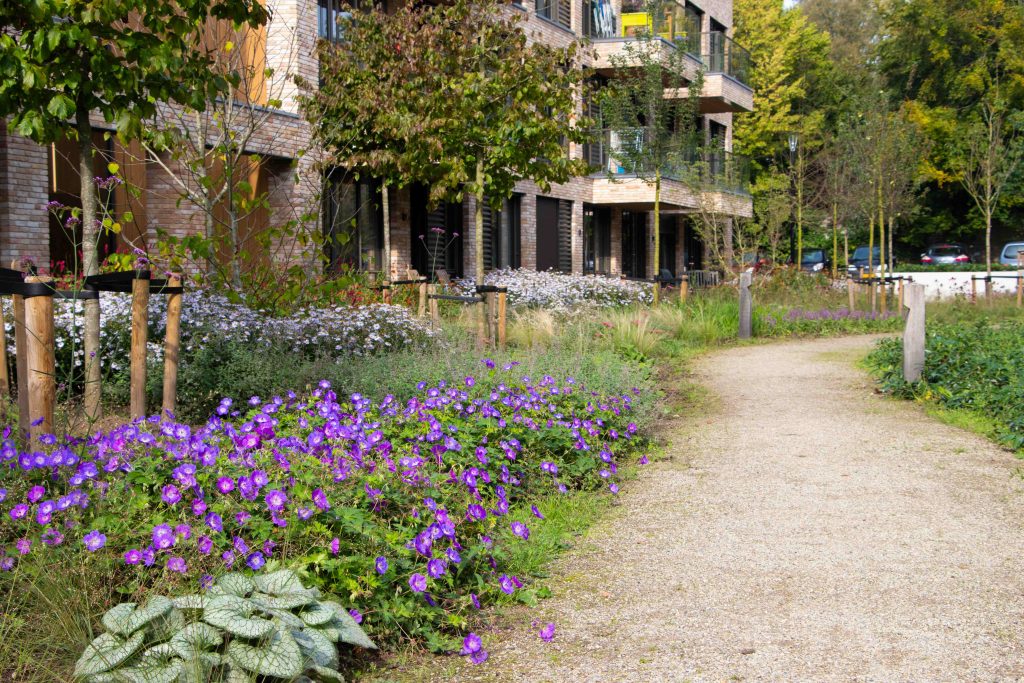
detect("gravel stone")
[442,336,1024,682]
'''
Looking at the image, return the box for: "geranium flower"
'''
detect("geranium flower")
[539,623,556,641]
[531,505,544,519]
[510,521,529,540]
[499,574,516,594]
[427,558,446,578]
[167,556,187,573]
[246,551,265,570]
[375,556,388,574]
[124,549,141,564]
[409,573,427,593]
[264,489,287,512]
[152,524,175,549]
[160,485,181,505]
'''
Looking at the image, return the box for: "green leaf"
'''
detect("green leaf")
[215,573,255,598]
[202,595,276,640]
[253,570,307,596]
[226,630,304,679]
[169,622,222,660]
[170,595,206,611]
[298,602,335,627]
[311,664,346,682]
[46,93,74,119]
[115,643,183,683]
[74,631,146,676]
[322,604,376,650]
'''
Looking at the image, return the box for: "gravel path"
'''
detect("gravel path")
[448,336,1024,682]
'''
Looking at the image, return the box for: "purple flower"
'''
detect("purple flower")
[467,504,486,521]
[191,499,207,516]
[161,484,181,505]
[197,536,213,555]
[251,470,269,487]
[461,632,482,655]
[471,593,481,609]
[639,455,649,465]
[9,504,28,520]
[609,483,619,494]
[349,608,363,624]
[511,521,529,540]
[312,488,330,511]
[427,558,447,578]
[499,574,516,594]
[152,524,175,549]
[83,530,106,552]
[205,513,223,533]
[174,524,191,540]
[167,556,187,574]
[15,538,31,555]
[539,622,556,642]
[531,505,545,520]
[409,573,427,593]
[264,489,287,511]
[246,551,265,570]
[465,376,475,387]
[447,548,462,564]
[375,556,388,574]
[215,477,235,494]
[330,538,340,555]
[124,549,142,565]
[200,574,214,590]
[27,485,45,503]
[414,532,432,556]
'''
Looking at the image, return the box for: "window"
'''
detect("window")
[583,205,611,274]
[583,0,616,38]
[536,0,571,29]
[482,195,522,270]
[621,210,647,278]
[323,170,383,272]
[537,197,572,272]
[318,0,349,42]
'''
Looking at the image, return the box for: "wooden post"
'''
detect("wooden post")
[24,277,54,441]
[738,271,752,340]
[129,274,150,420]
[902,282,925,383]
[847,275,856,311]
[382,283,392,305]
[12,291,28,438]
[971,275,977,303]
[417,279,427,318]
[162,274,182,416]
[486,292,496,346]
[0,299,9,398]
[898,277,905,314]
[497,290,507,349]
[429,284,439,326]
[679,274,689,304]
[1017,253,1023,307]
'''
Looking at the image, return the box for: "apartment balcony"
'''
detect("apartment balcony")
[698,31,753,112]
[583,129,753,217]
[587,0,704,80]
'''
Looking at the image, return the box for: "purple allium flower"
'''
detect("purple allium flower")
[531,505,545,520]
[215,477,235,494]
[409,573,427,593]
[539,623,556,642]
[499,574,516,594]
[330,537,340,555]
[124,549,141,565]
[427,558,447,578]
[82,530,106,552]
[161,484,181,505]
[264,489,287,511]
[312,488,330,511]
[246,551,265,570]
[375,556,388,574]
[167,556,187,574]
[511,521,529,540]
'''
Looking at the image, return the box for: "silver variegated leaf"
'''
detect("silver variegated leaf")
[100,597,173,637]
[252,570,305,596]
[311,664,346,682]
[146,607,186,643]
[202,595,276,640]
[298,602,335,627]
[169,622,222,660]
[292,627,339,669]
[250,591,316,610]
[324,603,377,650]
[226,630,304,679]
[114,642,183,683]
[215,573,256,598]
[74,631,146,676]
[170,594,206,611]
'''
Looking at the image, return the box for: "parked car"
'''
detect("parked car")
[847,245,882,274]
[921,243,971,265]
[998,241,1024,266]
[800,249,830,273]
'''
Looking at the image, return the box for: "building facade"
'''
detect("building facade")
[0,0,752,282]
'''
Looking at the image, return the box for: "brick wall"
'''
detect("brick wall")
[0,121,53,267]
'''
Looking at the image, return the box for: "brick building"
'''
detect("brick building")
[0,0,752,282]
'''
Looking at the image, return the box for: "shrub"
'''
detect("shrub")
[459,269,653,311]
[73,569,373,682]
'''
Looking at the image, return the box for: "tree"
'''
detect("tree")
[799,0,881,71]
[599,0,703,298]
[951,96,1024,282]
[0,0,268,420]
[304,0,590,340]
[751,168,792,267]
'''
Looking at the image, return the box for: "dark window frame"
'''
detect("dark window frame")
[322,168,384,274]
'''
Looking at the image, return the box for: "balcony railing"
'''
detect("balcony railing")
[617,0,701,55]
[702,31,751,86]
[584,128,751,196]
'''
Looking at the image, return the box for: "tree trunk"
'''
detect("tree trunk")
[76,104,102,422]
[796,148,803,267]
[878,179,887,311]
[831,201,839,280]
[868,210,876,313]
[985,206,993,298]
[475,160,487,345]
[652,171,661,306]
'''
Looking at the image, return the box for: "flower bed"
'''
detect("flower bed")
[460,269,653,311]
[0,361,649,665]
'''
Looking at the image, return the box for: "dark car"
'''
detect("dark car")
[921,243,971,265]
[800,249,829,273]
[847,245,882,274]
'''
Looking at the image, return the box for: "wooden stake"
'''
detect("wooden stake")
[971,276,977,304]
[898,278,905,314]
[418,279,427,318]
[486,292,497,346]
[382,282,392,305]
[497,290,507,349]
[24,277,54,442]
[12,293,28,439]
[162,274,182,416]
[902,283,926,382]
[738,272,752,340]
[679,274,689,303]
[1017,254,1023,307]
[0,299,9,398]
[130,275,150,420]
[847,276,855,312]
[429,284,439,326]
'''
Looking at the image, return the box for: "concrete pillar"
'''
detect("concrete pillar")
[902,283,926,382]
[738,271,752,339]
